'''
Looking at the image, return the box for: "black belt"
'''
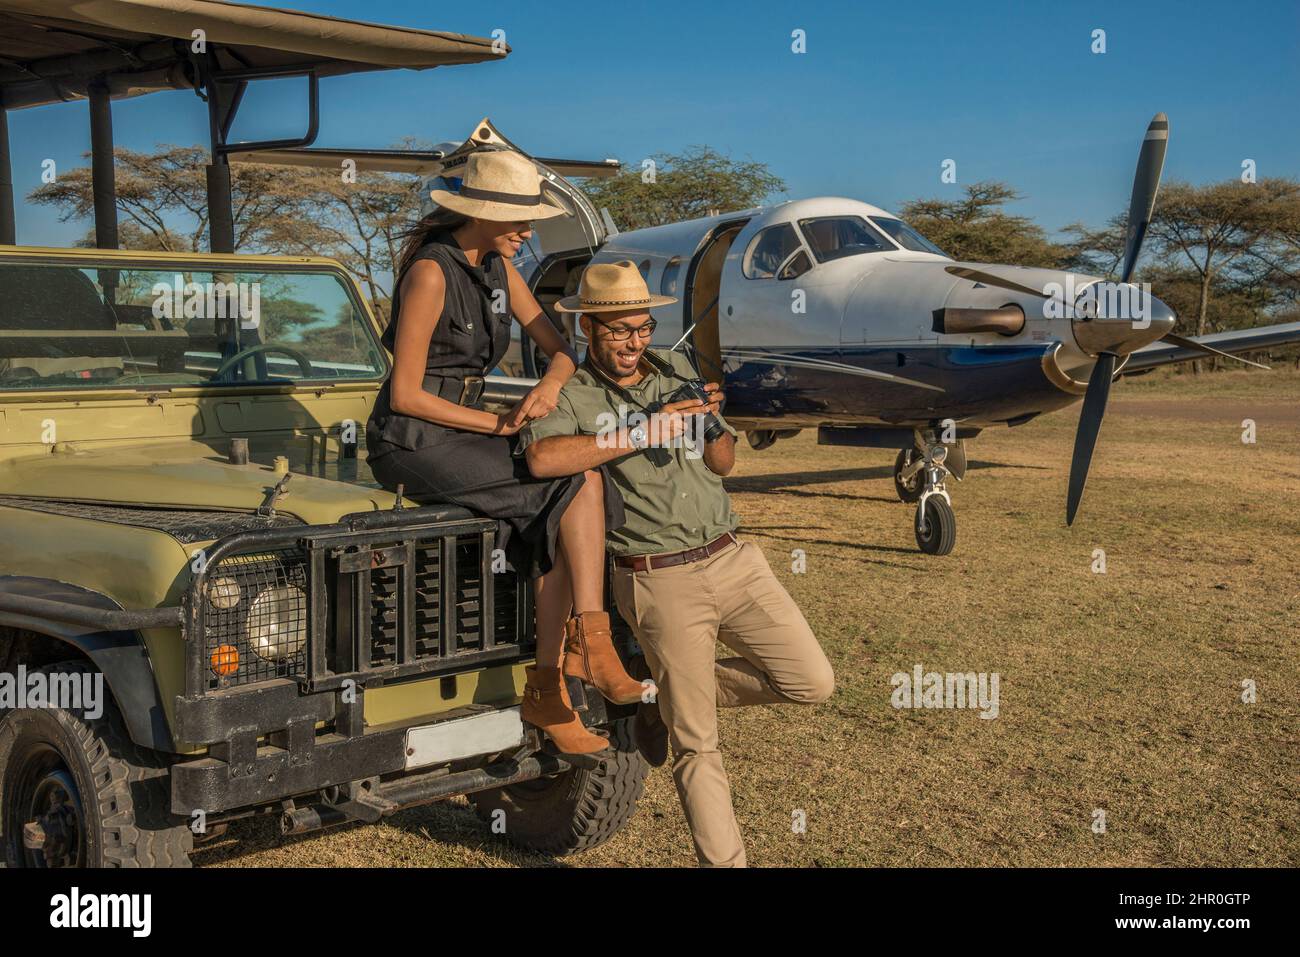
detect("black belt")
[424,373,485,407]
[614,532,738,572]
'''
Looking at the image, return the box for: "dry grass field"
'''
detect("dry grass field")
[195,366,1299,868]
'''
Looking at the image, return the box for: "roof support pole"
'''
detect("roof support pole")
[88,79,118,250]
[0,102,15,245]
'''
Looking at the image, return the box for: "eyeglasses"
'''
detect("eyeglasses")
[590,316,657,341]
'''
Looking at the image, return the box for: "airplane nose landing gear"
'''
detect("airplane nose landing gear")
[898,431,957,555]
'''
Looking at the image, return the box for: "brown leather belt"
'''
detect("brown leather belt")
[614,532,738,572]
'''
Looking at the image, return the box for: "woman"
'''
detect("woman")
[366,150,647,759]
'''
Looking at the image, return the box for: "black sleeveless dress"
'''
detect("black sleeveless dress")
[366,232,622,580]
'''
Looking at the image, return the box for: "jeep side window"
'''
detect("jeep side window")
[0,262,386,388]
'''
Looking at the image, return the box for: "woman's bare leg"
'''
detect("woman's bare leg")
[557,468,607,613]
[533,550,571,669]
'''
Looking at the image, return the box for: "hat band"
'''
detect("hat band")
[582,295,652,306]
[457,184,543,206]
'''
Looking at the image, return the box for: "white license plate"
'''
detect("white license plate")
[404,708,524,770]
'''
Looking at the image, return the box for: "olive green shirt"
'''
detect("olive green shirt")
[517,350,738,557]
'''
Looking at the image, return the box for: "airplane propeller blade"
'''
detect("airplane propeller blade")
[1119,113,1169,284]
[1066,352,1117,526]
[1160,332,1271,370]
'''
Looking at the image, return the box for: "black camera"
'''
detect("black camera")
[664,378,727,444]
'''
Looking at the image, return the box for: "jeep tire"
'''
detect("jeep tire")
[469,716,648,855]
[0,662,193,867]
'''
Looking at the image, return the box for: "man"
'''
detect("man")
[518,260,834,867]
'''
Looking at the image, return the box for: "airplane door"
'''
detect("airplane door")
[715,216,849,421]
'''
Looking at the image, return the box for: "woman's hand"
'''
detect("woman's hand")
[516,379,561,422]
[494,384,554,436]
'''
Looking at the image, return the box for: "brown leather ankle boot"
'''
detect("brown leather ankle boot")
[521,665,611,758]
[563,611,652,705]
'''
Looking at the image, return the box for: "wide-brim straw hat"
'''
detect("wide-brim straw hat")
[428,149,567,222]
[556,260,678,313]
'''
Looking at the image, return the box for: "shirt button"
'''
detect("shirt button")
[681,492,688,499]
[467,322,474,330]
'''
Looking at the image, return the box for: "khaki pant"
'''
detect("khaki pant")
[611,538,834,867]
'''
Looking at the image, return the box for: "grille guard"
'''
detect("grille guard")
[183,505,533,699]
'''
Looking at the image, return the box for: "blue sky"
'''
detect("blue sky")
[9,0,1299,247]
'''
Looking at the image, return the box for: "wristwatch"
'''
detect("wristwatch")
[627,424,648,450]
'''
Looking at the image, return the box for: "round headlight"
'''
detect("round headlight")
[208,576,243,610]
[246,586,306,661]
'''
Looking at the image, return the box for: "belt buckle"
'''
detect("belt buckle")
[459,375,485,407]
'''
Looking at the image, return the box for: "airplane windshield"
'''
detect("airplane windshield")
[869,217,948,257]
[798,216,893,263]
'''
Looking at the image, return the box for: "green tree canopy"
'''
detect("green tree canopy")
[898,181,1069,268]
[580,146,786,232]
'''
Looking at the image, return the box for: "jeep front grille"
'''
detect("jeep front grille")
[190,513,533,695]
[367,537,488,669]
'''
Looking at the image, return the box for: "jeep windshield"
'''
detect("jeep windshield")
[0,260,388,389]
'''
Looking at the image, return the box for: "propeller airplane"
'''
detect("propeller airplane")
[236,114,1300,555]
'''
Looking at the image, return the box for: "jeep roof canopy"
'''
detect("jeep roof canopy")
[0,0,508,250]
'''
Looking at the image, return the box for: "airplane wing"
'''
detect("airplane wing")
[1122,321,1300,373]
[227,146,621,179]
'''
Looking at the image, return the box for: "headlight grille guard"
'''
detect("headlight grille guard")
[184,505,533,699]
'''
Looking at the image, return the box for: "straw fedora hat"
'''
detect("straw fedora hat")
[428,149,567,222]
[556,260,678,314]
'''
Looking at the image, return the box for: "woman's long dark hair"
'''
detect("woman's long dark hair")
[395,207,471,280]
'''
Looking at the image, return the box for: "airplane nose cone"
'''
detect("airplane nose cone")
[1148,294,1177,338]
[1071,283,1176,356]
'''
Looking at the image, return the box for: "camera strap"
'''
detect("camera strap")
[582,350,679,418]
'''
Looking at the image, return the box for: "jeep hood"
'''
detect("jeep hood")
[0,441,398,527]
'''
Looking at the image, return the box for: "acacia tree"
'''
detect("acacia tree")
[28,144,424,317]
[581,146,786,231]
[258,164,415,319]
[28,145,308,252]
[898,182,1068,268]
[1145,178,1300,340]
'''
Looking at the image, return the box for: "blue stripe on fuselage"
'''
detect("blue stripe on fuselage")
[719,343,1078,427]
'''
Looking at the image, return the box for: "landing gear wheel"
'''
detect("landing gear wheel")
[894,448,924,503]
[0,662,193,868]
[915,497,956,555]
[469,717,648,855]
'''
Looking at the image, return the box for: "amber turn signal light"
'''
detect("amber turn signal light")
[210,644,240,676]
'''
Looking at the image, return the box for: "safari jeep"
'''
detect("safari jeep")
[0,246,648,867]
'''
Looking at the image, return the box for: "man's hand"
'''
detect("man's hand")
[647,396,708,446]
[702,382,726,419]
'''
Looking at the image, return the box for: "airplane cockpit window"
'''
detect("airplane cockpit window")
[797,216,892,263]
[869,217,948,257]
[743,223,802,279]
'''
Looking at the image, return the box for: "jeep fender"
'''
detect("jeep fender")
[0,576,174,752]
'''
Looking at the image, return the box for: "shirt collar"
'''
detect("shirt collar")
[434,230,499,277]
